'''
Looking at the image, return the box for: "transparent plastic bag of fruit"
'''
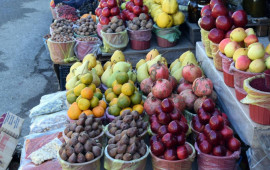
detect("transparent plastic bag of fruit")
[153,24,181,43]
[74,37,102,60]
[127,28,152,41]
[198,18,212,58]
[101,30,129,53]
[210,41,223,71]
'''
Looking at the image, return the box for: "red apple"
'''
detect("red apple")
[196,133,207,145]
[126,1,135,12]
[178,121,188,133]
[150,114,158,123]
[151,121,161,134]
[221,126,233,141]
[213,145,226,156]
[168,120,182,135]
[107,0,117,8]
[155,105,164,115]
[232,10,248,27]
[207,130,220,145]
[158,125,168,137]
[150,135,160,146]
[219,38,231,53]
[95,8,103,17]
[164,149,177,160]
[170,108,181,120]
[162,133,177,148]
[228,137,241,152]
[142,5,148,13]
[202,98,215,113]
[199,140,212,154]
[101,2,109,8]
[122,9,129,16]
[201,5,211,16]
[226,150,233,156]
[102,7,111,17]
[192,115,200,124]
[177,145,189,160]
[203,124,212,136]
[176,133,186,145]
[185,143,193,155]
[209,115,224,130]
[119,13,126,21]
[127,12,136,20]
[110,7,120,16]
[210,0,223,9]
[193,120,205,132]
[134,0,143,6]
[244,34,258,47]
[180,114,187,124]
[208,28,225,44]
[212,108,222,116]
[151,141,165,156]
[211,4,228,18]
[132,6,142,16]
[216,15,233,32]
[200,15,216,31]
[161,98,174,113]
[99,0,106,7]
[198,108,211,124]
[201,9,212,17]
[158,112,171,125]
[99,15,110,25]
[225,30,233,38]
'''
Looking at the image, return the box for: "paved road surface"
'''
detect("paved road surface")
[0,0,58,142]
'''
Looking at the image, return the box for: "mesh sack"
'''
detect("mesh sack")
[101,30,129,53]
[153,24,181,43]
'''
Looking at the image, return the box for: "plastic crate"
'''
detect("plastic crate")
[59,64,72,91]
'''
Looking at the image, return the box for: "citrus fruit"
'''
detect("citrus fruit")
[67,93,77,104]
[117,95,131,109]
[82,110,93,116]
[112,80,119,87]
[75,80,81,86]
[121,83,135,96]
[94,92,103,100]
[108,105,121,116]
[120,107,132,115]
[76,95,82,103]
[93,106,105,117]
[105,88,113,96]
[78,98,91,110]
[130,92,142,105]
[81,87,94,100]
[80,73,93,85]
[113,84,122,95]
[66,89,74,96]
[109,98,118,106]
[67,102,82,120]
[128,80,134,85]
[106,92,117,103]
[95,88,101,93]
[74,83,86,96]
[99,100,107,110]
[116,72,129,84]
[133,104,144,114]
[88,83,96,92]
[90,96,99,109]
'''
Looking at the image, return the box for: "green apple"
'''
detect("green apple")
[121,3,126,10]
[266,57,270,69]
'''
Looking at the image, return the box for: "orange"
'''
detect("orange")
[105,88,113,96]
[132,104,144,114]
[112,80,119,87]
[109,98,118,106]
[106,92,117,103]
[81,87,94,100]
[99,100,107,109]
[120,107,132,115]
[88,83,96,92]
[67,102,82,120]
[113,84,122,95]
[93,106,105,118]
[121,83,135,96]
[78,98,91,110]
[82,110,93,116]
[96,88,101,93]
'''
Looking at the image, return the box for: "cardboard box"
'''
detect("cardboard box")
[0,112,24,139]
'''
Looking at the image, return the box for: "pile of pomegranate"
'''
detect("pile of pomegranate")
[57,5,78,22]
[177,64,217,112]
[150,98,192,160]
[192,99,241,156]
[200,0,248,44]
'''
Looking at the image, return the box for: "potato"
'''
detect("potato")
[118,20,123,26]
[146,23,153,29]
[111,23,118,30]
[139,13,147,20]
[131,25,139,31]
[111,16,119,23]
[140,20,147,27]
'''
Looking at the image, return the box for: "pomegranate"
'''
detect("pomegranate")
[192,77,213,97]
[140,78,154,95]
[182,64,203,83]
[168,76,177,90]
[170,95,186,111]
[180,89,198,110]
[144,97,161,115]
[152,79,173,99]
[209,90,217,101]
[149,61,169,81]
[147,92,154,98]
[193,97,208,113]
[177,82,192,94]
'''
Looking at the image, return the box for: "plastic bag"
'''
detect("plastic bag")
[74,38,102,60]
[101,30,129,53]
[30,110,68,134]
[241,75,270,109]
[19,129,64,170]
[153,24,181,43]
[104,146,149,170]
[29,91,67,118]
[210,41,223,71]
[151,143,195,170]
[127,29,152,41]
[195,142,240,170]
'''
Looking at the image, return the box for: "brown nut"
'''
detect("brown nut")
[115,130,122,135]
[92,146,101,157]
[133,152,141,160]
[84,125,92,132]
[142,122,148,130]
[107,144,117,151]
[123,115,133,123]
[109,127,117,135]
[66,131,73,138]
[76,118,85,126]
[117,144,127,154]
[85,152,94,161]
[68,137,78,146]
[126,127,137,137]
[60,149,68,161]
[71,132,79,139]
[120,134,129,145]
[77,153,86,163]
[131,111,139,120]
[115,153,123,160]
[74,143,84,154]
[116,120,122,128]
[68,153,77,163]
[85,117,93,126]
[123,153,132,161]
[115,134,122,142]
[75,125,84,133]
[109,148,117,158]
[79,113,87,120]
[127,143,137,155]
[78,132,89,144]
[64,127,70,135]
[88,131,95,138]
[136,121,142,128]
[92,122,99,130]
[129,136,139,145]
[139,146,146,156]
[120,123,130,130]
[108,137,115,144]
[84,140,92,152]
[130,120,137,127]
[66,146,75,157]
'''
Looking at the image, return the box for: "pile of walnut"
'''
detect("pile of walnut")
[59,138,102,163]
[127,13,153,31]
[108,111,148,136]
[64,114,103,139]
[102,16,125,33]
[107,128,147,161]
[50,19,74,42]
[74,17,97,36]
